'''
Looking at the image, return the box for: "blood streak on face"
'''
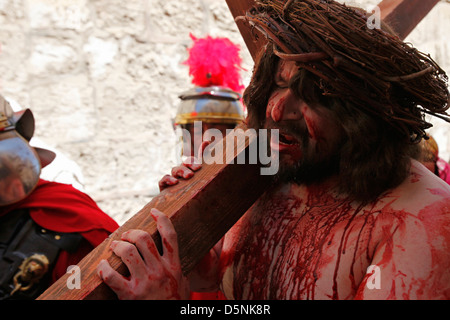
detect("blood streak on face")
[270,96,285,122]
[265,60,344,172]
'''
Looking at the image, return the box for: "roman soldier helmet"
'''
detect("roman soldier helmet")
[0,95,55,205]
[175,86,244,126]
[174,34,245,127]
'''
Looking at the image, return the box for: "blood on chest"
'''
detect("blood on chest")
[220,186,384,300]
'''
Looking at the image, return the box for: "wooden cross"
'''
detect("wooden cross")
[227,0,441,61]
[379,0,440,40]
[38,0,440,300]
[38,127,271,299]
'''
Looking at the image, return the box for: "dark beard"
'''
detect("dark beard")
[264,119,341,186]
[274,152,341,185]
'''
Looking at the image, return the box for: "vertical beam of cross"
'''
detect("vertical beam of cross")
[378,0,440,40]
[225,0,440,60]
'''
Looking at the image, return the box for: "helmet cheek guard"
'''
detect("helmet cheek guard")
[0,131,41,206]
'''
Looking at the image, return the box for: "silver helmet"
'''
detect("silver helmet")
[0,95,54,205]
[174,86,244,126]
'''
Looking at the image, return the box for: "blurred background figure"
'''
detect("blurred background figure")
[6,97,85,192]
[419,134,450,184]
[0,94,118,300]
[173,34,245,160]
[172,34,246,300]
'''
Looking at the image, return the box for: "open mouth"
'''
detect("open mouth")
[278,132,299,146]
[270,131,301,155]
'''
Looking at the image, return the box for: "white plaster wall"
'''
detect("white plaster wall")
[0,0,449,225]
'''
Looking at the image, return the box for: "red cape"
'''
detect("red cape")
[1,179,119,247]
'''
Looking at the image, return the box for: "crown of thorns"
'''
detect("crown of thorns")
[239,0,450,142]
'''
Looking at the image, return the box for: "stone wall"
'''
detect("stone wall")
[0,0,449,225]
[0,0,254,225]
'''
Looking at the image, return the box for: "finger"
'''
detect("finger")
[171,165,194,179]
[182,156,202,171]
[197,141,211,160]
[110,240,147,279]
[120,229,162,268]
[158,174,179,191]
[150,208,180,266]
[97,259,130,297]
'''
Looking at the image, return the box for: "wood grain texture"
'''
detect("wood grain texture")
[38,126,272,300]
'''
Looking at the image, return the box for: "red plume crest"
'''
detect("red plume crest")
[184,34,244,93]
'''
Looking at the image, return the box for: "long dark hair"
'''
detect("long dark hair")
[244,44,420,204]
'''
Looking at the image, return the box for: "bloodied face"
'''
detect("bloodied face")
[265,60,345,184]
